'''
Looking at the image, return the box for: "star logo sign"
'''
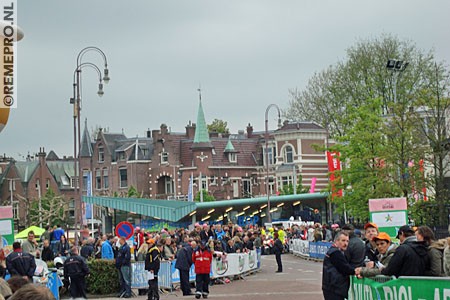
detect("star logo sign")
[385,214,393,222]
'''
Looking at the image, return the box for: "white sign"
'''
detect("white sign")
[0,219,12,235]
[371,211,407,228]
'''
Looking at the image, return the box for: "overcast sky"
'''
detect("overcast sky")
[1,0,450,160]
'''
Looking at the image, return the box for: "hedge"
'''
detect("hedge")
[86,259,120,295]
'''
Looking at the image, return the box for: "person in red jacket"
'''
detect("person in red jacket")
[192,240,213,299]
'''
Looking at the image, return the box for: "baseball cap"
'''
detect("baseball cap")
[373,232,391,243]
[364,222,378,230]
[396,225,414,238]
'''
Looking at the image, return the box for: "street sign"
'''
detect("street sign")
[115,221,134,239]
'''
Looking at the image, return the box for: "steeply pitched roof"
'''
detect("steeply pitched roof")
[128,138,154,161]
[193,100,212,148]
[80,120,93,157]
[15,161,39,183]
[224,139,237,153]
[46,150,59,161]
[47,161,76,189]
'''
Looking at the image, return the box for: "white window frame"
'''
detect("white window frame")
[98,146,105,162]
[119,168,128,188]
[229,153,237,163]
[283,145,294,163]
[161,151,169,164]
[95,169,101,190]
[103,168,109,189]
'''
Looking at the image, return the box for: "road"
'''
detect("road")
[88,254,324,300]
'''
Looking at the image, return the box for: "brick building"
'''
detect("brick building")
[79,100,331,204]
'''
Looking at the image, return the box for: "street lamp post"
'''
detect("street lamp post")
[386,59,408,187]
[265,104,281,223]
[71,47,109,246]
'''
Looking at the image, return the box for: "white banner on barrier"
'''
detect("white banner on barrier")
[211,250,258,278]
[291,239,310,257]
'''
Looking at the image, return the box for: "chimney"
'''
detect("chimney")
[246,123,253,138]
[160,124,169,135]
[185,121,196,139]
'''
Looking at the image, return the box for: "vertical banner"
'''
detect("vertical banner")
[187,173,193,202]
[326,151,343,199]
[1,1,21,133]
[83,171,93,224]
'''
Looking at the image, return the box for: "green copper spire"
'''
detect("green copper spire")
[224,139,235,152]
[193,99,211,144]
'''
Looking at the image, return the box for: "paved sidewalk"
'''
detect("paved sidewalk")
[83,254,323,300]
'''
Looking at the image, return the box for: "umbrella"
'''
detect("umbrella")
[15,226,45,239]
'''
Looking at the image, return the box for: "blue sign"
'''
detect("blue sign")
[237,215,259,227]
[308,241,332,259]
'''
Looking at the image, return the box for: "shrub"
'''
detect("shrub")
[86,259,120,295]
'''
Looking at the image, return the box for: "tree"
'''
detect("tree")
[28,188,68,227]
[194,190,215,202]
[207,119,229,134]
[285,34,450,222]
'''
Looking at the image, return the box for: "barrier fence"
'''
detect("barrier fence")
[349,276,450,300]
[131,249,261,290]
[290,239,332,259]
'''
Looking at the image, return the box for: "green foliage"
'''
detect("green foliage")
[127,186,139,198]
[207,119,229,134]
[285,34,450,224]
[409,200,442,227]
[195,190,215,202]
[86,259,120,295]
[277,175,309,195]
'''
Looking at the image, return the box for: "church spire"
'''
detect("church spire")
[80,118,93,157]
[193,87,212,148]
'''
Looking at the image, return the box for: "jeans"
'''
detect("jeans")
[119,265,132,296]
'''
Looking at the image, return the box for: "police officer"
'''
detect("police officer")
[63,246,90,299]
[145,238,162,300]
[6,242,36,281]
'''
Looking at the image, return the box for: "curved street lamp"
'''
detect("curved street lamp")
[265,104,282,223]
[71,47,110,245]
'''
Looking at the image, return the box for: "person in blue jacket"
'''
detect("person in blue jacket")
[101,236,114,259]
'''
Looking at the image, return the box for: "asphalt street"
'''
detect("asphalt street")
[88,254,324,300]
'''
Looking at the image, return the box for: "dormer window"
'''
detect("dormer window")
[118,151,126,161]
[229,152,237,163]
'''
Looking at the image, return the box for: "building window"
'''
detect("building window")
[279,175,293,188]
[201,175,208,191]
[82,170,89,191]
[61,175,70,186]
[46,179,50,189]
[9,180,15,191]
[228,153,237,163]
[69,199,75,218]
[210,176,217,185]
[265,146,277,166]
[118,151,126,161]
[161,151,169,164]
[284,145,294,163]
[71,177,79,189]
[103,168,109,189]
[12,201,19,219]
[268,177,275,195]
[242,178,251,197]
[98,146,105,162]
[95,169,101,190]
[164,177,174,194]
[221,176,229,186]
[119,168,128,188]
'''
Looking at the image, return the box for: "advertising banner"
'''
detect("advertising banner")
[349,276,450,300]
[309,241,332,259]
[131,261,148,289]
[291,239,310,257]
[369,197,408,238]
[327,151,343,199]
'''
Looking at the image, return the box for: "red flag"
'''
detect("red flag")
[327,151,343,199]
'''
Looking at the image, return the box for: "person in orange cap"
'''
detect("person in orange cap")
[355,232,397,278]
[364,222,379,263]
